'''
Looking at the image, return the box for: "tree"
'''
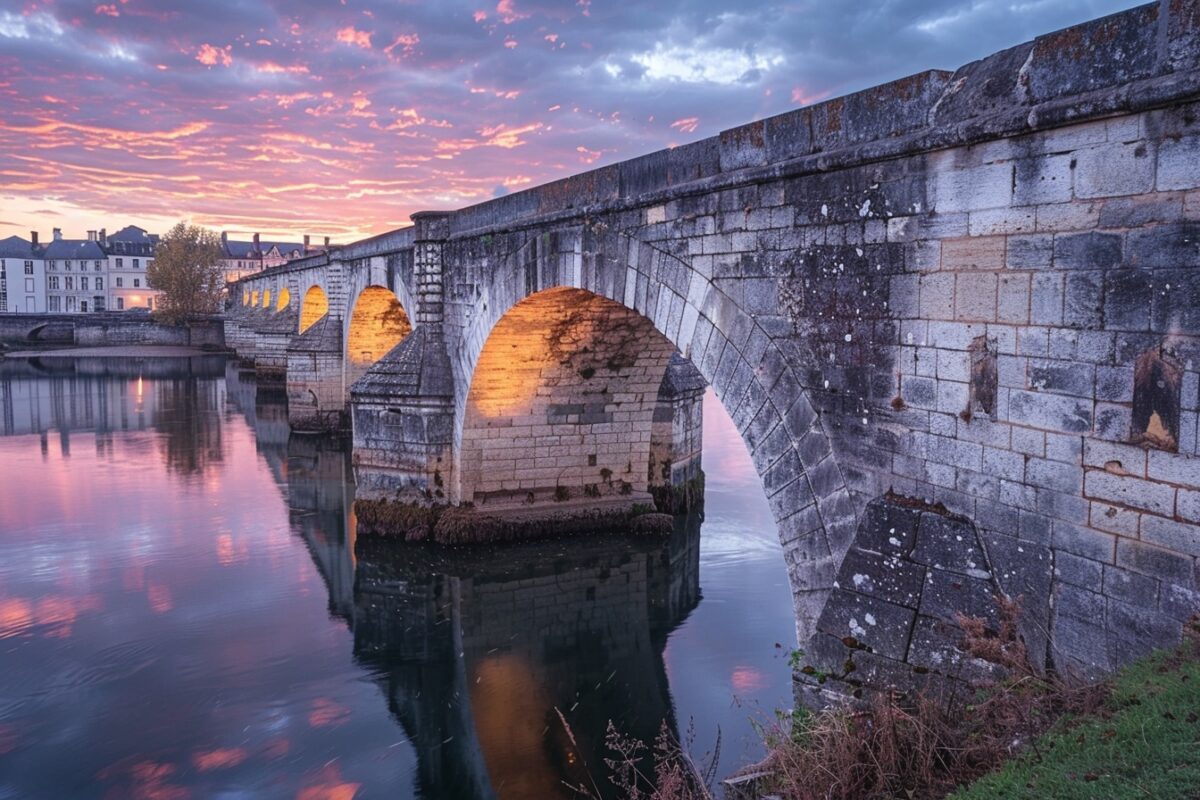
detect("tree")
[147,221,225,324]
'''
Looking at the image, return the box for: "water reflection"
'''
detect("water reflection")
[0,357,794,799]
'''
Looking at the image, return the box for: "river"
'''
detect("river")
[0,354,795,799]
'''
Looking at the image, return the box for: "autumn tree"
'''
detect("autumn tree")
[147,222,226,324]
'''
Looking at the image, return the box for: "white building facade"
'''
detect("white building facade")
[0,234,46,313]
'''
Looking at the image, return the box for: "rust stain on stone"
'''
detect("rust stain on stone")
[1132,348,1181,452]
[967,335,997,419]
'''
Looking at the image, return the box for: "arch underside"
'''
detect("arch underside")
[345,285,412,391]
[299,285,329,334]
[459,287,677,508]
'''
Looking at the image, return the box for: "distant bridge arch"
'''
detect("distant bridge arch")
[299,285,329,334]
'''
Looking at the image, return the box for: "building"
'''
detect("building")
[221,233,334,284]
[42,229,107,313]
[0,233,46,313]
[103,225,160,311]
[0,223,332,313]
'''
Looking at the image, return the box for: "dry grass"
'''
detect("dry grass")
[742,597,1109,800]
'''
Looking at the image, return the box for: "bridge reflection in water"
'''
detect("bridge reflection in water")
[229,364,704,799]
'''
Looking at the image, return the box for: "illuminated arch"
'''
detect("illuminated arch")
[345,285,412,388]
[242,290,250,306]
[250,290,260,307]
[299,285,329,334]
[275,286,291,311]
[262,289,272,309]
[459,287,677,507]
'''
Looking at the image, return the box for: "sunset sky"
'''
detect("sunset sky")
[0,0,1139,243]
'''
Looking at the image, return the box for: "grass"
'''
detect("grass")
[951,629,1200,799]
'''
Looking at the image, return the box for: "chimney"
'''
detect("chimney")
[303,234,310,253]
[30,231,38,246]
[324,236,330,248]
[253,232,260,250]
[52,227,62,241]
[221,231,228,244]
[98,228,106,245]
[87,230,96,241]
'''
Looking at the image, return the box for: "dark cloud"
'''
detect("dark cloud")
[0,0,1144,240]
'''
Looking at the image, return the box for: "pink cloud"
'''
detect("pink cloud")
[496,0,529,24]
[670,117,699,134]
[195,44,232,67]
[335,26,372,49]
[384,33,419,59]
[95,4,120,17]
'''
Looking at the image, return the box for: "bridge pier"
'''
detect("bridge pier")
[249,307,299,375]
[285,315,347,429]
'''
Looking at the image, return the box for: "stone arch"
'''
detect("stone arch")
[344,285,413,390]
[262,288,272,309]
[242,290,250,306]
[299,284,329,334]
[275,286,291,312]
[250,290,260,307]
[451,228,854,640]
[459,287,678,507]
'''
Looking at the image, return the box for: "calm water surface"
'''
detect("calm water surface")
[0,355,795,799]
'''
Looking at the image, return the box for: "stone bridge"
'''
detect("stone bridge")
[227,2,1200,687]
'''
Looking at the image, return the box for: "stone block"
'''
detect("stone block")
[1116,537,1196,587]
[1141,514,1200,558]
[1051,521,1115,562]
[932,163,1013,213]
[816,588,916,661]
[1053,232,1123,271]
[1158,135,1200,192]
[836,548,925,609]
[1085,470,1176,516]
[1074,142,1157,199]
[1053,549,1104,588]
[942,236,1006,271]
[1102,564,1159,609]
[1007,389,1091,433]
[1126,222,1200,269]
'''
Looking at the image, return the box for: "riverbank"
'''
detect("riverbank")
[717,615,1200,800]
[2,344,219,358]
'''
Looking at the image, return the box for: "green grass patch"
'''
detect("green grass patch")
[951,640,1200,800]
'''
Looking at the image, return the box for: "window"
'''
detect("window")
[116,297,124,310]
[116,277,123,288]
[66,296,76,312]
[64,260,72,270]
[64,276,74,291]
[116,258,123,268]
[133,259,139,269]
[47,260,56,270]
[24,278,33,292]
[48,276,59,290]
[133,278,140,288]
[48,296,60,311]
[96,277,103,290]
[80,300,88,312]
[24,261,32,274]
[94,260,102,271]
[80,277,89,291]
